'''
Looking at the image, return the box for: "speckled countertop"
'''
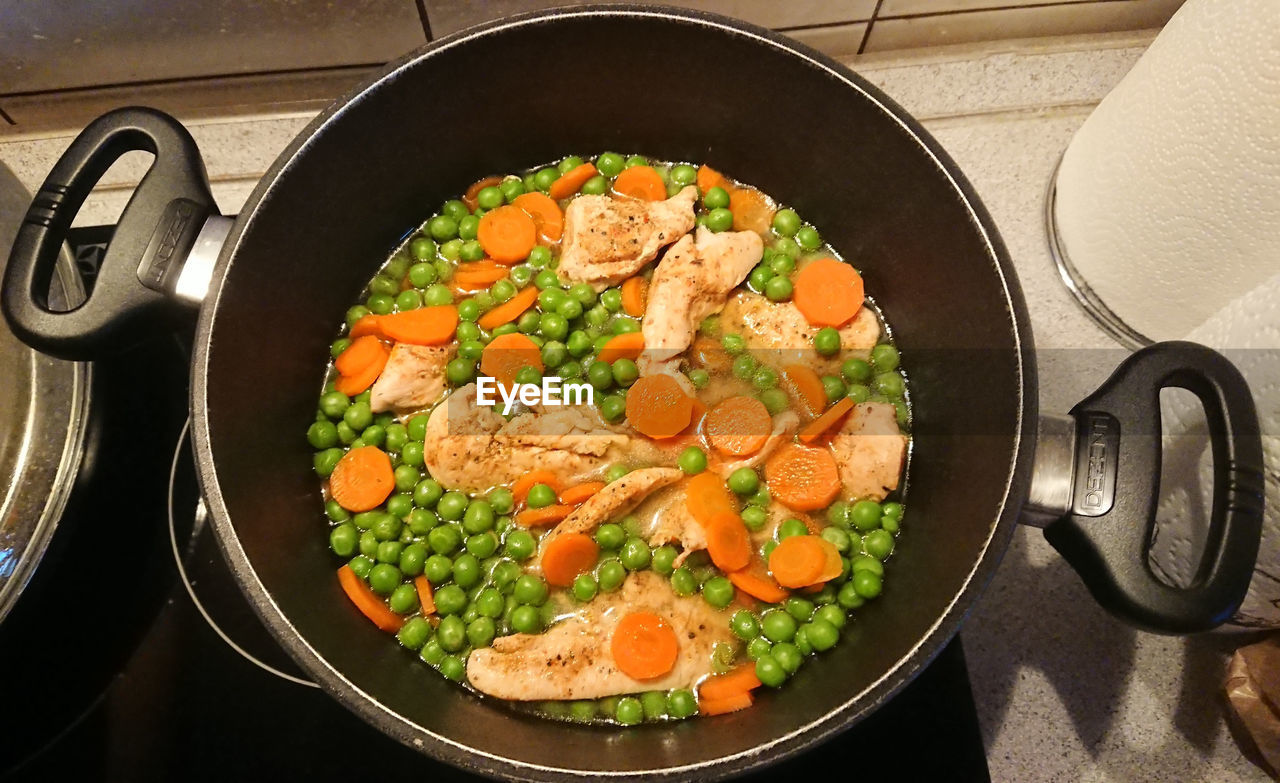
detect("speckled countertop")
[0,31,1267,783]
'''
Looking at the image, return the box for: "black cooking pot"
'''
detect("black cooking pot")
[2,7,1266,780]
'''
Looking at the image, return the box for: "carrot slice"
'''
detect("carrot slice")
[559,481,606,506]
[764,443,842,512]
[698,663,762,702]
[349,314,384,339]
[705,511,751,572]
[515,504,574,528]
[480,331,543,388]
[699,692,753,716]
[463,175,503,211]
[729,187,775,235]
[727,567,790,604]
[413,575,436,616]
[549,162,599,200]
[453,260,510,288]
[377,305,459,346]
[625,374,693,439]
[329,446,395,512]
[542,532,599,587]
[597,332,645,364]
[478,205,538,264]
[782,364,827,418]
[612,611,679,680]
[798,397,855,445]
[335,334,387,376]
[621,276,648,317]
[768,535,828,588]
[793,258,865,328]
[512,192,564,243]
[337,565,404,632]
[477,285,538,331]
[612,166,666,201]
[697,164,730,195]
[704,396,772,456]
[684,472,738,527]
[334,354,388,396]
[511,470,563,503]
[811,537,843,585]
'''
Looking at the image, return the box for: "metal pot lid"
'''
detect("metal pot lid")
[0,161,92,624]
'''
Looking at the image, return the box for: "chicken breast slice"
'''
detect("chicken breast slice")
[719,290,880,375]
[369,343,453,415]
[466,571,733,701]
[557,186,698,289]
[423,386,649,492]
[639,226,763,378]
[536,467,684,565]
[830,402,908,501]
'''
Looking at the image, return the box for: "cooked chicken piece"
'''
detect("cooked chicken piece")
[536,467,684,563]
[557,186,698,289]
[642,486,709,566]
[718,291,880,375]
[423,386,664,492]
[638,226,762,378]
[369,343,453,415]
[466,571,733,701]
[718,410,800,477]
[830,402,907,501]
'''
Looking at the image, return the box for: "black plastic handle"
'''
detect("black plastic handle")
[2,107,217,360]
[1044,341,1265,633]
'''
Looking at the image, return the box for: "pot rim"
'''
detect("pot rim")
[190,5,1038,779]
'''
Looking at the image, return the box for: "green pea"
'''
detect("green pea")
[438,654,464,681]
[510,604,542,633]
[605,695,640,726]
[525,246,551,270]
[371,513,401,542]
[746,636,773,661]
[875,371,905,398]
[622,155,648,169]
[770,254,796,276]
[461,616,494,650]
[665,689,695,719]
[522,483,554,509]
[531,166,557,192]
[430,615,465,654]
[822,375,846,403]
[325,500,351,523]
[428,215,459,242]
[556,297,583,320]
[313,448,343,478]
[796,225,822,251]
[359,424,386,449]
[563,571,595,602]
[731,354,757,382]
[394,464,420,493]
[599,288,623,312]
[563,330,591,358]
[734,506,765,533]
[514,310,540,335]
[513,574,549,606]
[318,390,350,420]
[706,207,734,233]
[553,155,583,174]
[579,174,609,196]
[620,538,651,570]
[748,487,772,507]
[345,305,371,329]
[368,275,399,297]
[720,333,745,356]
[593,523,625,551]
[451,553,480,588]
[348,555,374,579]
[393,289,420,311]
[806,618,839,651]
[367,563,400,596]
[752,366,779,390]
[753,387,786,415]
[595,152,625,177]
[611,358,639,386]
[419,554,449,585]
[397,616,431,650]
[423,283,454,307]
[329,524,358,557]
[703,186,730,210]
[386,582,418,614]
[728,468,759,495]
[728,610,758,641]
[405,413,429,441]
[538,311,568,341]
[871,343,900,371]
[438,199,467,221]
[403,442,428,469]
[557,360,583,380]
[376,540,403,565]
[426,523,461,556]
[761,609,797,643]
[785,597,816,624]
[846,383,871,403]
[418,637,445,666]
[586,361,613,391]
[541,340,567,369]
[864,529,895,560]
[850,500,882,531]
[702,576,734,608]
[605,464,630,483]
[358,530,379,558]
[342,401,372,431]
[679,370,707,392]
[677,446,708,475]
[409,236,438,261]
[748,264,774,293]
[881,514,901,534]
[600,394,627,423]
[307,421,338,450]
[510,265,533,287]
[771,208,801,237]
[472,185,502,210]
[777,518,809,541]
[882,501,904,519]
[534,269,561,290]
[461,500,494,534]
[466,530,499,559]
[748,654,785,688]
[841,357,872,383]
[638,546,674,580]
[598,559,626,592]
[763,275,792,301]
[813,327,841,356]
[838,581,866,610]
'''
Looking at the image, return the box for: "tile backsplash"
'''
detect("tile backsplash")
[0,0,1184,133]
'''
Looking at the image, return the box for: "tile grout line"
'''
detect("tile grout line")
[859,0,887,55]
[775,18,872,33]
[413,0,434,41]
[0,107,15,126]
[878,0,1137,21]
[0,63,384,101]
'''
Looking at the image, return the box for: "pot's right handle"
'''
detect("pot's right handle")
[1034,341,1264,633]
[2,106,223,360]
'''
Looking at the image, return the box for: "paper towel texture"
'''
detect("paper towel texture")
[1054,0,1280,342]
[1150,272,1279,627]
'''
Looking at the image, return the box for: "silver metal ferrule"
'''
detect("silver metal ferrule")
[1022,413,1077,528]
[173,214,233,306]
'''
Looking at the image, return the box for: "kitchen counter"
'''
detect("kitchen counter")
[0,31,1266,783]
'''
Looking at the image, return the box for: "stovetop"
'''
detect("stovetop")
[3,225,991,782]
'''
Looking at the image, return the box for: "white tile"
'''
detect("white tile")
[782,22,871,58]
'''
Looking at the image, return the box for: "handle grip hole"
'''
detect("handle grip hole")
[1148,387,1215,590]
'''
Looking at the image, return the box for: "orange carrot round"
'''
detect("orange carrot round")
[764,443,841,511]
[477,284,538,331]
[337,565,404,632]
[705,511,751,572]
[477,205,538,264]
[782,364,827,418]
[612,166,667,201]
[684,472,738,526]
[334,353,388,396]
[768,535,827,588]
[793,258,865,328]
[612,611,679,680]
[453,260,510,288]
[515,504,574,528]
[729,187,775,235]
[699,692,753,715]
[335,334,387,376]
[377,305,459,345]
[329,446,395,512]
[541,532,599,587]
[512,191,564,243]
[559,481,606,506]
[811,537,843,584]
[463,175,503,211]
[621,276,648,317]
[625,374,693,439]
[597,331,645,363]
[348,314,384,339]
[511,469,563,504]
[697,164,730,195]
[480,332,543,388]
[698,663,762,702]
[798,397,855,444]
[727,566,790,604]
[704,396,772,456]
[549,162,599,200]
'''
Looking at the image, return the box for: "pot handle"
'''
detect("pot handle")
[2,106,224,360]
[1036,341,1264,633]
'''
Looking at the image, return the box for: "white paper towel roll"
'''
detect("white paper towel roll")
[1054,0,1280,342]
[1149,272,1279,627]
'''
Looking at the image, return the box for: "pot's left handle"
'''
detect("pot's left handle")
[2,106,230,360]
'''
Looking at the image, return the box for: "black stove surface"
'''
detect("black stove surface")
[4,225,990,782]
